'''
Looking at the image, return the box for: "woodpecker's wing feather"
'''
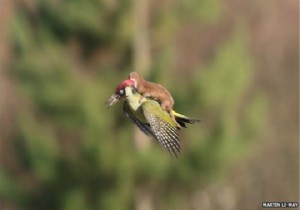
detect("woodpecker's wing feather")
[123,101,156,138]
[171,110,201,128]
[142,100,181,157]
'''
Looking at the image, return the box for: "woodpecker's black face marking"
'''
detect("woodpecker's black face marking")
[118,87,137,98]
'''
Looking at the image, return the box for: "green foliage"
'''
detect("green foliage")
[1,0,267,209]
[186,29,267,175]
[175,0,220,22]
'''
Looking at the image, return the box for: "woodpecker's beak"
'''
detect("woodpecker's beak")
[105,93,121,107]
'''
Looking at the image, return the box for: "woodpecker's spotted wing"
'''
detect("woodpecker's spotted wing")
[142,100,181,157]
[123,101,156,138]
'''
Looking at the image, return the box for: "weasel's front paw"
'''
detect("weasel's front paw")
[139,95,145,103]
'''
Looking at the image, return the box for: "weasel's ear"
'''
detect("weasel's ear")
[128,72,135,79]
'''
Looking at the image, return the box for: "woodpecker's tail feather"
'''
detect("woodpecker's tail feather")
[171,110,201,128]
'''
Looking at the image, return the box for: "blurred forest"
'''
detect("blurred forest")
[0,0,298,210]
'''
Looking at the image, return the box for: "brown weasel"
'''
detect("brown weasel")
[128,71,177,123]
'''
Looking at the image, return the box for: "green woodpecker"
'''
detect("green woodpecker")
[106,79,200,156]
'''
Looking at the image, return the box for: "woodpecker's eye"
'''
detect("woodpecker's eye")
[119,89,124,95]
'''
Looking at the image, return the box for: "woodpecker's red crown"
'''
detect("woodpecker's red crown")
[115,79,135,95]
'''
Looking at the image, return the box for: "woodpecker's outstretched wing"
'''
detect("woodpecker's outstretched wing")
[142,100,181,157]
[123,101,156,138]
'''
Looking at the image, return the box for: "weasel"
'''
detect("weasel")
[129,71,177,124]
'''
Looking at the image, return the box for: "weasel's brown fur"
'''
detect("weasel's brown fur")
[129,72,177,123]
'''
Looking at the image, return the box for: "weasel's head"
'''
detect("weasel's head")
[128,71,142,88]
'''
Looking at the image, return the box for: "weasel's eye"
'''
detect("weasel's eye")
[132,88,137,94]
[119,89,124,95]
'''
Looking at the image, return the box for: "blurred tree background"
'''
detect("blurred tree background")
[0,0,298,210]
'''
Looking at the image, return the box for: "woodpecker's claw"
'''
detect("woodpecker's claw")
[105,93,121,107]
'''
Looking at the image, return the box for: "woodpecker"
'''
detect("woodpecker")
[128,72,177,124]
[106,79,200,157]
